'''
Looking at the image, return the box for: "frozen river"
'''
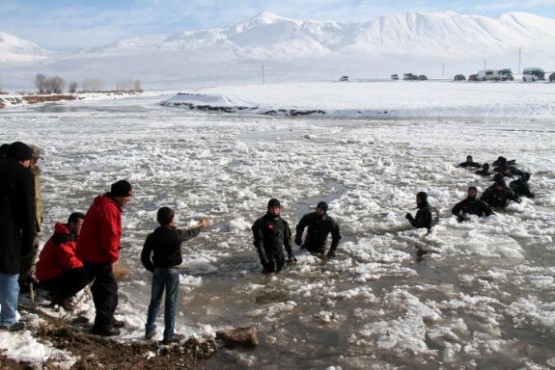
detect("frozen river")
[2,91,555,369]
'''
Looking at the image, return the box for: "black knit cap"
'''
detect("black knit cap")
[267,198,281,208]
[468,186,478,192]
[6,141,33,161]
[416,192,428,202]
[316,201,328,211]
[110,180,132,197]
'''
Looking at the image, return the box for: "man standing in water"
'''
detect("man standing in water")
[295,201,341,259]
[76,180,132,336]
[252,198,296,274]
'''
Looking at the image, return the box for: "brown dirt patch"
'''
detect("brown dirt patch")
[1,307,216,370]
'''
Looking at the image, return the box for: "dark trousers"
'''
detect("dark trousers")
[41,267,89,302]
[83,262,118,330]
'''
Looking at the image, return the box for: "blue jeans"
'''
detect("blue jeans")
[145,268,180,341]
[0,273,20,326]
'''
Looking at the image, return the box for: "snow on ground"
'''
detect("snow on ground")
[163,80,555,118]
[1,81,555,369]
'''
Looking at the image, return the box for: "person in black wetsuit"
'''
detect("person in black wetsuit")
[458,155,481,169]
[509,173,534,199]
[252,198,295,274]
[451,186,494,222]
[405,192,439,234]
[480,180,520,209]
[295,201,341,259]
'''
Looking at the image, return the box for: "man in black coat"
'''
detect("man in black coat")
[0,142,36,331]
[252,198,295,274]
[405,192,439,234]
[295,201,341,258]
[451,186,494,222]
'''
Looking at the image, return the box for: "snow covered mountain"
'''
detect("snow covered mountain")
[0,31,54,63]
[1,11,555,90]
[80,11,555,59]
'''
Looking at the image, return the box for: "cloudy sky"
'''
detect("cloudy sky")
[1,0,555,51]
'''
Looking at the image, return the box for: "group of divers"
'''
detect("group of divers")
[405,154,535,237]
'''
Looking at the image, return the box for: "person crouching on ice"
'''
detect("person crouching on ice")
[251,198,296,274]
[36,212,89,311]
[451,186,494,222]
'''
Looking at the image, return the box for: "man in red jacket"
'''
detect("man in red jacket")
[76,180,133,336]
[36,212,88,311]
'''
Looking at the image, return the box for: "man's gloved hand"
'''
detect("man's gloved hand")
[326,251,336,259]
[405,213,413,221]
[295,239,302,247]
[288,255,297,263]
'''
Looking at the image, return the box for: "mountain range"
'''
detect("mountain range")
[1,11,555,90]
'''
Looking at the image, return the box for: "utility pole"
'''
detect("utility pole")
[442,61,445,77]
[518,48,522,74]
[261,64,265,85]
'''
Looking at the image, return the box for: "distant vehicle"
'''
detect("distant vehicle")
[477,69,499,81]
[453,74,466,81]
[390,74,399,80]
[418,75,428,80]
[468,74,479,81]
[498,68,514,81]
[403,73,419,81]
[522,68,545,82]
[550,72,555,82]
[339,75,349,82]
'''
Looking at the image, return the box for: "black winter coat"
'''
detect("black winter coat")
[295,212,341,254]
[141,225,202,271]
[0,159,35,274]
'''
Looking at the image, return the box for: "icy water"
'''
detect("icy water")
[2,96,555,369]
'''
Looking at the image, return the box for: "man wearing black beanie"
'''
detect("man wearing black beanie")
[0,141,35,331]
[76,180,133,336]
[252,198,295,274]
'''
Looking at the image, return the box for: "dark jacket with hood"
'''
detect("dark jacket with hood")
[141,225,202,271]
[295,212,341,254]
[0,156,36,274]
[406,192,439,232]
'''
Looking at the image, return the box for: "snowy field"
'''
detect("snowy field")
[1,81,555,369]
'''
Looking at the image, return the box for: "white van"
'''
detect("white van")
[477,69,499,81]
[522,68,545,82]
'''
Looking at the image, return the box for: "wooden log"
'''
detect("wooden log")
[215,326,258,348]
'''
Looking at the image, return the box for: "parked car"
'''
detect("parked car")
[390,74,399,80]
[550,72,555,82]
[468,74,479,81]
[522,68,545,82]
[477,69,499,81]
[339,75,349,82]
[498,68,514,81]
[453,74,466,81]
[403,73,419,80]
[418,75,428,80]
